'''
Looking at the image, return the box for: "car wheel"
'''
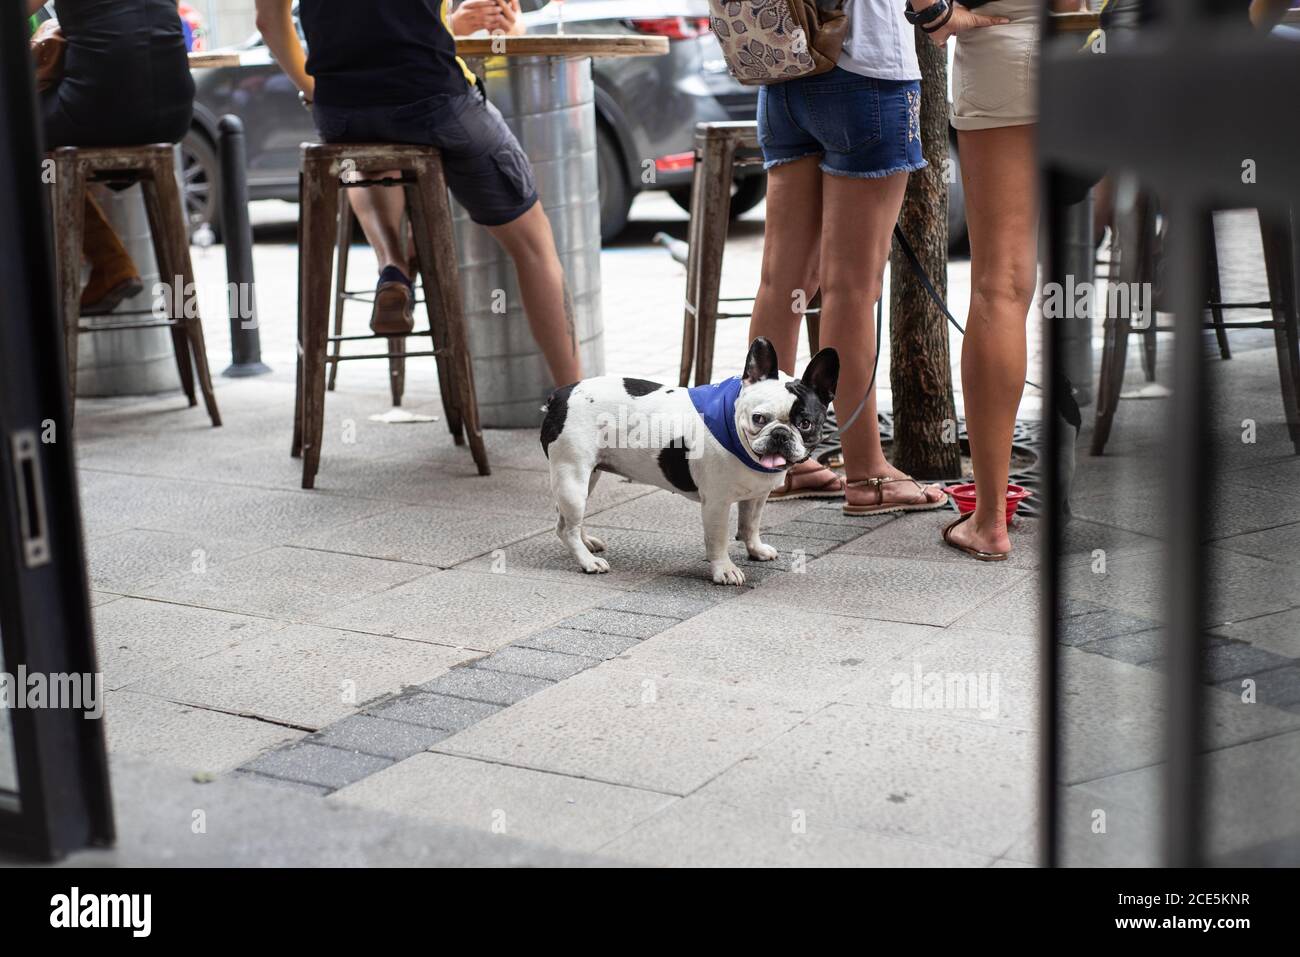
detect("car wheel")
[180,129,221,241]
[667,174,768,219]
[597,124,632,243]
[947,136,969,254]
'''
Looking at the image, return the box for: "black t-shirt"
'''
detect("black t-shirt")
[299,0,469,108]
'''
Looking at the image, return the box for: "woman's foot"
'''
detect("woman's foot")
[769,459,845,501]
[843,464,945,511]
[944,511,1012,559]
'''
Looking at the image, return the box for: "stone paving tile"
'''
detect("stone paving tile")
[558,608,680,639]
[832,625,1039,729]
[599,793,994,867]
[315,568,621,652]
[85,528,269,594]
[1213,664,1300,709]
[1228,454,1300,494]
[473,646,601,682]
[840,512,1039,569]
[240,742,393,791]
[677,702,1034,860]
[1076,629,1168,665]
[330,752,676,853]
[745,552,1031,627]
[458,524,709,590]
[135,545,430,622]
[608,600,934,703]
[93,597,285,691]
[103,690,304,774]
[434,665,818,795]
[1212,519,1300,565]
[594,587,720,621]
[1059,517,1165,569]
[366,691,502,731]
[307,715,453,760]
[1200,641,1294,683]
[231,772,332,797]
[125,623,467,729]
[1216,607,1300,658]
[420,666,555,706]
[290,504,552,569]
[515,628,643,660]
[794,506,897,529]
[1058,607,1160,646]
[1206,483,1300,541]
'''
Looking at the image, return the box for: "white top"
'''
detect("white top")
[836,0,922,82]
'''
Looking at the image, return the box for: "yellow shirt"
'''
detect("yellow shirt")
[442,1,479,88]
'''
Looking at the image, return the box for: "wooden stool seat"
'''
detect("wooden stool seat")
[679,121,818,386]
[49,144,221,426]
[291,142,489,489]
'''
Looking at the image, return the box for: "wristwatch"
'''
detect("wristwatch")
[904,0,951,29]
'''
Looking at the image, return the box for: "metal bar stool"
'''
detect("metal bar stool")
[1092,198,1300,455]
[49,144,221,426]
[291,143,489,489]
[327,199,421,407]
[678,120,819,387]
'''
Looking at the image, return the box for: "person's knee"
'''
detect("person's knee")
[972,265,1036,317]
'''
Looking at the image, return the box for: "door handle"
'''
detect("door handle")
[10,430,50,568]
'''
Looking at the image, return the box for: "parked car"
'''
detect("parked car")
[182,0,765,242]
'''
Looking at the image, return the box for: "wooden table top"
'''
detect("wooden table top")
[454,34,670,58]
[189,35,668,69]
[1051,8,1300,33]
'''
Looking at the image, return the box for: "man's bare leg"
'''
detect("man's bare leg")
[487,202,582,386]
[347,175,408,274]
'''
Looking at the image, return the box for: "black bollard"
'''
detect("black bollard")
[218,114,271,377]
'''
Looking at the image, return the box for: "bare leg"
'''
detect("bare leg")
[347,174,409,275]
[949,124,1038,557]
[748,157,842,494]
[487,202,583,386]
[820,172,944,508]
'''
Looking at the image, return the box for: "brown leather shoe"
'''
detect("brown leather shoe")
[81,272,144,315]
[371,266,415,335]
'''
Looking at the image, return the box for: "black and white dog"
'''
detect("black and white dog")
[541,338,839,585]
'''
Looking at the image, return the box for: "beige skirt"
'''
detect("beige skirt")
[951,0,1040,131]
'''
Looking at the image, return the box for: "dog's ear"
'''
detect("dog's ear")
[801,348,839,406]
[743,337,780,384]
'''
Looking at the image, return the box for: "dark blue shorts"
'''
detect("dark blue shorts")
[757,68,926,179]
[314,83,539,227]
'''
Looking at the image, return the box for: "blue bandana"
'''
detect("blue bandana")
[688,376,782,473]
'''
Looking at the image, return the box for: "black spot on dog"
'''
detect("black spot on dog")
[658,444,697,493]
[540,383,576,457]
[623,377,662,398]
[786,380,829,444]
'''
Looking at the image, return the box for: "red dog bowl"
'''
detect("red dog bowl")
[944,483,1031,522]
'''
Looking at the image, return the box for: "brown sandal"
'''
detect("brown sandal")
[768,464,845,501]
[842,475,948,516]
[941,512,1010,562]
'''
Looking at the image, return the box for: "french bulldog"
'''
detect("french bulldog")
[541,337,839,585]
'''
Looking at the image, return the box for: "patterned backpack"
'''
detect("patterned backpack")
[708,0,849,86]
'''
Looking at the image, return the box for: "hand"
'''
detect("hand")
[923,2,1011,46]
[451,0,523,36]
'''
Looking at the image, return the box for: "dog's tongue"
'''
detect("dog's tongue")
[760,453,787,469]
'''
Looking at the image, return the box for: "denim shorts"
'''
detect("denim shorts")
[757,67,926,179]
[314,82,539,227]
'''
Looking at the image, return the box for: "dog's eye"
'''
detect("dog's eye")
[797,418,814,432]
[751,413,768,427]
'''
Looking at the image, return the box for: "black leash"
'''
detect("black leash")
[836,225,1041,436]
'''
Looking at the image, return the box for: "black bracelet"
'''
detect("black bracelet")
[920,1,955,33]
[905,0,950,27]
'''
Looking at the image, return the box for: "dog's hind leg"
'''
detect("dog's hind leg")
[552,460,609,574]
[582,471,605,553]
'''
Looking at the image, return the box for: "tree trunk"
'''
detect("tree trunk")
[888,31,962,480]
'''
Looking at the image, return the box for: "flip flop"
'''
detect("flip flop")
[941,512,1010,562]
[842,475,947,516]
[768,463,845,501]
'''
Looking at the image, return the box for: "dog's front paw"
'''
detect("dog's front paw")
[746,541,779,562]
[580,556,611,574]
[711,560,746,586]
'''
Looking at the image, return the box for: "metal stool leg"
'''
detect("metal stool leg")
[328,192,353,392]
[292,170,306,459]
[407,156,488,475]
[1206,212,1232,360]
[679,144,705,387]
[299,157,341,488]
[805,290,822,355]
[140,172,196,408]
